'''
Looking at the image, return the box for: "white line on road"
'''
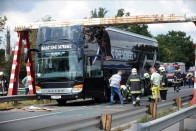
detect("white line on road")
[0,107,88,124]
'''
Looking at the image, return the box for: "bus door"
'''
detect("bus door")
[84,55,105,99]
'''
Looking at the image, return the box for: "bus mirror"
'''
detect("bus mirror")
[25,49,40,63]
[78,48,83,61]
[83,44,88,48]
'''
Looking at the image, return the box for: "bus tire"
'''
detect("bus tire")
[56,99,67,105]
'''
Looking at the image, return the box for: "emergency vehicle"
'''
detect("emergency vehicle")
[162,62,186,86]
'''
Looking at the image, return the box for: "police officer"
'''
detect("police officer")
[126,68,141,106]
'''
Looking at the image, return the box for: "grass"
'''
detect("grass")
[137,108,175,123]
[0,100,57,110]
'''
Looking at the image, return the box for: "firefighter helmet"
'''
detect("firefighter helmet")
[0,72,5,78]
[120,85,127,90]
[187,72,193,77]
[132,68,137,74]
[144,73,150,78]
[159,66,165,72]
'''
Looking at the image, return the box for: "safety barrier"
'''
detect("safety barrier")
[134,105,196,131]
[0,95,36,103]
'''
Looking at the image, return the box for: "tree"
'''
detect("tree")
[90,7,108,18]
[0,16,7,31]
[114,9,153,37]
[0,16,7,44]
[155,31,194,68]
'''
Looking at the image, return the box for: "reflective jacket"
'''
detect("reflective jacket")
[126,74,141,94]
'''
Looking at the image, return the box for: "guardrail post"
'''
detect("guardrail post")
[179,119,184,131]
[100,114,112,131]
[176,97,182,110]
[149,103,157,119]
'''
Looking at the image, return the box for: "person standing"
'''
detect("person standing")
[159,66,168,101]
[0,72,8,96]
[126,68,141,106]
[187,72,193,88]
[143,72,151,96]
[173,69,182,92]
[22,76,29,95]
[150,67,161,103]
[109,71,123,106]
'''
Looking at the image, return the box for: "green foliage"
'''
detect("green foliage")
[155,31,194,68]
[137,108,175,123]
[113,9,153,37]
[0,16,7,44]
[90,7,108,18]
[0,49,5,69]
[0,52,13,80]
[0,16,7,31]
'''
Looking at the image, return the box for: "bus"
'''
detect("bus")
[28,25,159,105]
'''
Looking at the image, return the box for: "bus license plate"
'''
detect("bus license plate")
[51,96,61,99]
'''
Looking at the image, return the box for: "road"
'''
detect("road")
[0,86,194,131]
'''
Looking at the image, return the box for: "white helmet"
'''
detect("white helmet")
[159,66,165,72]
[187,72,193,77]
[178,69,181,72]
[144,73,150,78]
[120,85,127,90]
[0,72,5,77]
[132,68,137,74]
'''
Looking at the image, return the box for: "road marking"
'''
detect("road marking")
[0,107,87,124]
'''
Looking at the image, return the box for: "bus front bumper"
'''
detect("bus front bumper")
[36,93,82,100]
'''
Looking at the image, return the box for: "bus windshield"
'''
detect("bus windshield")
[36,50,83,80]
[165,66,175,73]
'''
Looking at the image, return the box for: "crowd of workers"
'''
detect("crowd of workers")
[108,66,194,107]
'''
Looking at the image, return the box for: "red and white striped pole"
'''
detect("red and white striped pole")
[23,34,35,94]
[190,43,196,105]
[8,32,22,95]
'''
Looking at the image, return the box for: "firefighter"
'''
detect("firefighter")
[0,72,8,96]
[143,73,151,96]
[126,68,141,106]
[173,69,182,92]
[187,72,193,88]
[159,66,168,101]
[120,85,132,103]
[149,67,161,103]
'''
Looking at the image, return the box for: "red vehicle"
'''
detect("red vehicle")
[162,62,186,86]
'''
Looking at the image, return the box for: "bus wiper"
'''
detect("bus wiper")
[57,38,77,44]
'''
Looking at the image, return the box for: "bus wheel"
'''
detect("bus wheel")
[56,99,67,105]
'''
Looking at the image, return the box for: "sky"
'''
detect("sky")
[0,0,196,49]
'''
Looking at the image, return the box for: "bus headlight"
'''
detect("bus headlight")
[36,86,41,93]
[72,84,83,93]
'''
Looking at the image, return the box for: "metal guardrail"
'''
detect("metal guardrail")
[28,95,192,131]
[135,105,196,131]
[0,93,193,130]
[0,95,36,103]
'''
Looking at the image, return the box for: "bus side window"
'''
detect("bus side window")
[86,56,102,77]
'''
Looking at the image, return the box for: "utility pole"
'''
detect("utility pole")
[5,27,11,59]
